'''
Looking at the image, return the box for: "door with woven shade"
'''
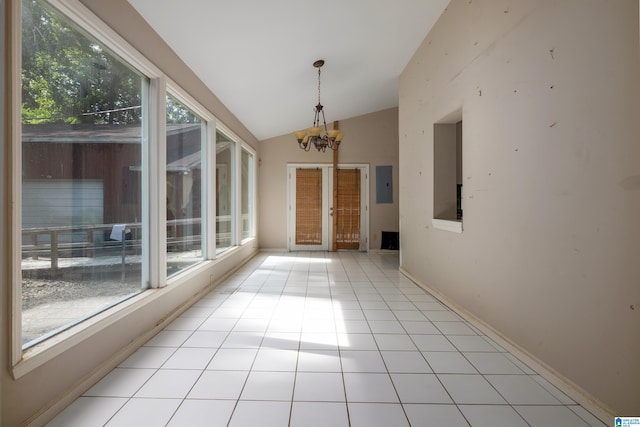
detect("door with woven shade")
[288,164,368,251]
[289,167,329,251]
[334,168,362,250]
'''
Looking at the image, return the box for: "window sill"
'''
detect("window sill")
[14,289,155,379]
[13,246,249,380]
[432,218,463,233]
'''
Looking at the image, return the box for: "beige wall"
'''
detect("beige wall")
[259,108,399,250]
[400,0,640,415]
[1,1,258,425]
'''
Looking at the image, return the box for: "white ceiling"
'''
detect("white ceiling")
[127,0,449,141]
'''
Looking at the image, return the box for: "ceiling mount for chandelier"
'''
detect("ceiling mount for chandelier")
[293,59,344,152]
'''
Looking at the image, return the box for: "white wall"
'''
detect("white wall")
[259,108,399,251]
[400,0,640,415]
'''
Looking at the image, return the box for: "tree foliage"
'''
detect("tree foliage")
[21,0,142,125]
[166,94,201,125]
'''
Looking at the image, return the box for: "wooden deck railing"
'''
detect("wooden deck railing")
[22,215,247,272]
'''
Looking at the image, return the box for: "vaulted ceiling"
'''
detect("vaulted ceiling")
[127,0,449,141]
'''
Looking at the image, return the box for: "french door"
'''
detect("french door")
[288,164,368,251]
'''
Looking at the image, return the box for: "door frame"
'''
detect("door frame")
[287,163,369,251]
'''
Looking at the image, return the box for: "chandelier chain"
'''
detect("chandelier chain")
[317,67,322,105]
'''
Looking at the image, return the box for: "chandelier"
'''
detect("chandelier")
[294,60,344,152]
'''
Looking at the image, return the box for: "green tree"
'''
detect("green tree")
[21,0,142,125]
[166,95,201,124]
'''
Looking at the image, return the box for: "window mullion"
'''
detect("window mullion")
[146,76,167,288]
[249,147,257,239]
[234,140,242,245]
[10,0,23,366]
[204,119,217,259]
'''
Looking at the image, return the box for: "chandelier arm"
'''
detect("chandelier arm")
[321,108,328,133]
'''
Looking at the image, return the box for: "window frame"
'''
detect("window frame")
[165,84,217,270]
[10,0,164,376]
[239,143,257,244]
[215,124,238,253]
[9,0,255,378]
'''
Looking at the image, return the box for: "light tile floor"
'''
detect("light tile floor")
[47,251,607,427]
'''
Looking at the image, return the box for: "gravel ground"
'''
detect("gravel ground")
[20,251,199,344]
[22,278,140,310]
[22,277,142,344]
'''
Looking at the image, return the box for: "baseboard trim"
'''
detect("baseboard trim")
[399,266,615,425]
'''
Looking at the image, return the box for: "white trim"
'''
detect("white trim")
[10,0,23,368]
[234,138,242,245]
[432,218,463,233]
[147,77,167,288]
[363,165,370,251]
[204,118,217,259]
[399,266,614,425]
[240,145,257,241]
[230,144,237,248]
[251,150,257,240]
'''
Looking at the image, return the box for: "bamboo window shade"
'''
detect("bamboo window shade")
[295,168,323,245]
[336,168,361,250]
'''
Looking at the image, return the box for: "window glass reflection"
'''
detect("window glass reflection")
[241,148,254,240]
[166,94,204,276]
[216,131,235,253]
[21,0,145,346]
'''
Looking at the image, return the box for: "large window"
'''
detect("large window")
[21,0,146,346]
[166,94,205,276]
[15,0,257,355]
